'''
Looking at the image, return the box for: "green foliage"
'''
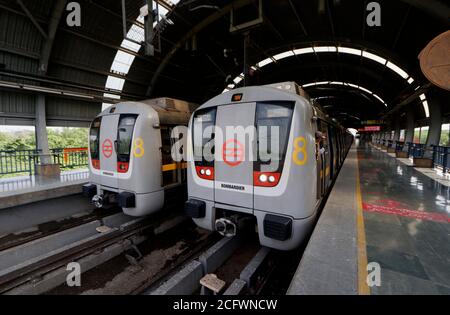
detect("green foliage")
[0,128,88,151]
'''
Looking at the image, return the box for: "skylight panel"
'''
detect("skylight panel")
[121,39,141,53]
[362,51,386,65]
[293,47,314,55]
[257,58,273,67]
[313,46,337,53]
[337,47,362,56]
[273,51,295,60]
[386,61,409,79]
[373,94,387,107]
[233,75,244,84]
[358,86,372,94]
[422,101,430,118]
[105,76,125,91]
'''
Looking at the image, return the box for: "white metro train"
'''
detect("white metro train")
[83,98,197,216]
[184,82,353,250]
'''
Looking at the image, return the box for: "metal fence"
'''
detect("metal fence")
[406,142,426,158]
[432,146,450,173]
[0,148,88,176]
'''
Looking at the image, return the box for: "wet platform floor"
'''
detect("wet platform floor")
[358,141,450,294]
[0,169,89,195]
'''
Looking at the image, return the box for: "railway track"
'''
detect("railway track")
[0,208,189,295]
[145,230,284,296]
[0,207,121,252]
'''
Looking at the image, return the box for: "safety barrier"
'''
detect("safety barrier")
[395,141,405,151]
[0,148,88,176]
[432,146,450,173]
[406,142,426,158]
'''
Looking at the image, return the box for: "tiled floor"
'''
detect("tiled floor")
[358,142,450,294]
[371,145,450,187]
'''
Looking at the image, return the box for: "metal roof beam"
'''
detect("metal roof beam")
[39,0,66,74]
[287,0,308,36]
[398,0,450,25]
[146,0,256,96]
[15,0,48,39]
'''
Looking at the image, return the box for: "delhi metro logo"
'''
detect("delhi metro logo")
[222,139,244,167]
[102,139,113,158]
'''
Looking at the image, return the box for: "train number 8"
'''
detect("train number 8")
[293,136,307,165]
[133,138,145,158]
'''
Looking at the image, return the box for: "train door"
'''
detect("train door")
[316,120,331,198]
[161,125,178,187]
[327,125,335,180]
[99,114,120,188]
[214,103,256,209]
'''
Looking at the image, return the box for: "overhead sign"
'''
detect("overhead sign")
[364,126,381,132]
[362,120,385,125]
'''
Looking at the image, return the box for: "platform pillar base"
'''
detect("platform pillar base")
[35,164,61,176]
[395,151,409,158]
[413,158,433,168]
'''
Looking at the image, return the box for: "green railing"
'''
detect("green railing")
[0,148,88,177]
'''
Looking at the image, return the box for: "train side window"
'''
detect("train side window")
[89,117,102,160]
[193,108,217,166]
[255,102,294,172]
[117,115,138,162]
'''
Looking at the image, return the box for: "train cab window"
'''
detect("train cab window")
[117,115,137,162]
[89,117,101,169]
[255,102,294,183]
[193,108,217,167]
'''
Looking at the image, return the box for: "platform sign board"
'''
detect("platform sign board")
[362,120,385,125]
[364,126,381,132]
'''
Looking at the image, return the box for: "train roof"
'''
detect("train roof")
[198,82,347,131]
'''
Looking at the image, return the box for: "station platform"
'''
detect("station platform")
[0,169,89,210]
[288,141,450,295]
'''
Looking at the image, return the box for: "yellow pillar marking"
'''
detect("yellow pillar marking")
[356,156,370,295]
[161,162,187,172]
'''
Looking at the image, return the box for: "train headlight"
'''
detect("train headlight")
[259,174,268,182]
[205,169,212,176]
[200,169,205,175]
[268,175,276,183]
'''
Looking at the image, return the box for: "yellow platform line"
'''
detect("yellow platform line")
[356,156,370,295]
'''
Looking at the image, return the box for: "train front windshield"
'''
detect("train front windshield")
[117,115,138,173]
[255,102,294,174]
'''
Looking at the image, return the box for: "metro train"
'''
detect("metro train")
[83,98,197,216]
[184,82,353,250]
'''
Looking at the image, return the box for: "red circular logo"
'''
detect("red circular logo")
[102,139,113,158]
[222,139,244,167]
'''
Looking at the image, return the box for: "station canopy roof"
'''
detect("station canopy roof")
[0,0,449,127]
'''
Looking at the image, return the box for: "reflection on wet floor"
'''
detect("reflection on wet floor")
[358,141,450,294]
[0,169,89,193]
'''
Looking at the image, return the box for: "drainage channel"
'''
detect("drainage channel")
[146,231,278,296]
[0,210,188,295]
